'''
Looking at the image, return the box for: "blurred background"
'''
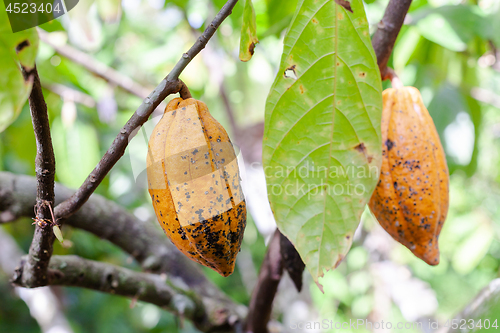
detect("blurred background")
[1,0,500,332]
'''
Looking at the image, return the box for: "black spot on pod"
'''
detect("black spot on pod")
[386,139,395,151]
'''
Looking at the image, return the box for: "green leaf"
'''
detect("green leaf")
[428,84,463,136]
[393,26,421,72]
[239,0,259,62]
[52,225,65,243]
[265,0,298,37]
[452,218,493,275]
[412,5,486,52]
[0,4,38,133]
[263,0,382,290]
[462,61,481,177]
[416,13,466,52]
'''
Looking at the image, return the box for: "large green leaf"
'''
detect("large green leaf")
[263,0,382,289]
[0,5,38,133]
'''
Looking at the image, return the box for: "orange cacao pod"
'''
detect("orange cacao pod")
[146,97,246,276]
[369,87,449,265]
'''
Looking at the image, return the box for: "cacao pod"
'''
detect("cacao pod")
[146,97,246,276]
[368,87,449,265]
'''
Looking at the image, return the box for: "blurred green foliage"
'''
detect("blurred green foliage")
[0,2,38,132]
[1,0,500,332]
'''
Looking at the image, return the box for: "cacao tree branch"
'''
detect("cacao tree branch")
[0,228,74,333]
[20,65,57,288]
[0,172,245,330]
[13,254,235,332]
[244,230,283,333]
[371,0,413,80]
[53,0,240,221]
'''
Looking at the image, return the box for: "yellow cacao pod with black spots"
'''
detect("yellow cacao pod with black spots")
[146,97,246,276]
[369,87,449,265]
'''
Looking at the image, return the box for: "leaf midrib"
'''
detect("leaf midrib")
[318,0,341,277]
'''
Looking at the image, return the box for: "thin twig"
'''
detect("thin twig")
[41,82,96,107]
[488,41,500,72]
[20,66,56,288]
[37,29,152,99]
[371,0,413,80]
[219,80,240,137]
[51,75,183,220]
[54,0,239,220]
[471,87,500,109]
[245,229,283,333]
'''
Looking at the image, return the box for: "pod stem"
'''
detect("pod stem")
[179,80,192,99]
[372,0,412,80]
[385,67,404,89]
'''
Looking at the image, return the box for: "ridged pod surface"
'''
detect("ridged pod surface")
[369,87,449,265]
[146,98,246,276]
